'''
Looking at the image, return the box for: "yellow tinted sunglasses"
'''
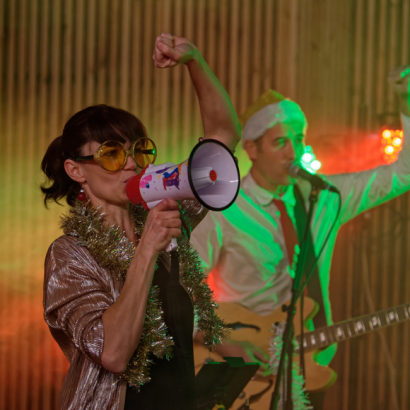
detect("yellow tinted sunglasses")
[76,137,157,172]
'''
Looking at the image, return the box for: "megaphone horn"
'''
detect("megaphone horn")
[126,139,240,212]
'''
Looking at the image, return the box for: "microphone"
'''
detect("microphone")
[288,163,339,193]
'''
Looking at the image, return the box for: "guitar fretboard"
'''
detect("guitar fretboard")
[295,302,410,352]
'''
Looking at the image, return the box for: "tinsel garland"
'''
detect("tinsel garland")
[269,323,312,410]
[60,200,229,388]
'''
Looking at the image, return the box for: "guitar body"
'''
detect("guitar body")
[194,298,337,409]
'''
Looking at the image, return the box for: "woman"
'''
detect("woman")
[41,33,241,410]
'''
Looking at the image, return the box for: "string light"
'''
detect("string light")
[392,137,402,147]
[385,145,394,154]
[311,160,322,171]
[381,128,403,163]
[302,152,313,163]
[301,146,322,174]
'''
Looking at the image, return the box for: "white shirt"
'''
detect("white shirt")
[191,114,410,366]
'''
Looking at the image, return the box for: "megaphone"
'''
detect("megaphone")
[126,139,240,250]
[126,138,240,210]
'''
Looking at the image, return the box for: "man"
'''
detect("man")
[191,66,410,409]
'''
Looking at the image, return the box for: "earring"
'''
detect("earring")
[77,186,86,201]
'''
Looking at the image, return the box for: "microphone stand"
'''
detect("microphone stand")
[270,187,319,410]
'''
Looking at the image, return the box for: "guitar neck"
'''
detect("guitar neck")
[295,302,410,352]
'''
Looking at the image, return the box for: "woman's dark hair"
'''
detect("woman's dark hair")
[40,104,147,207]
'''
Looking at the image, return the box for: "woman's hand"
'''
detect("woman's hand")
[152,32,200,68]
[152,31,241,152]
[102,200,180,373]
[138,199,182,255]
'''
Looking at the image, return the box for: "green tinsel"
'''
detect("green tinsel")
[60,200,229,388]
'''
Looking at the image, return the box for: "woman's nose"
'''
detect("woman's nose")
[124,154,137,170]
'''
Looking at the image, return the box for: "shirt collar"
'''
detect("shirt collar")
[241,172,296,207]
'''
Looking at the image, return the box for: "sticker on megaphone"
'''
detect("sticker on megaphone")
[126,139,240,251]
[126,161,218,210]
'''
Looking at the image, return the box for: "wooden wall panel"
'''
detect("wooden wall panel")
[1,1,410,409]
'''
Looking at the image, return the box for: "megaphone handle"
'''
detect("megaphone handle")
[166,238,178,253]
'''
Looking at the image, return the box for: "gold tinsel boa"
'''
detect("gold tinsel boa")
[60,200,229,388]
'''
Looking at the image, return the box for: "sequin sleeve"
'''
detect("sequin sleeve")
[43,236,115,366]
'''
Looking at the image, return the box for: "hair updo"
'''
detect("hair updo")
[40,104,147,207]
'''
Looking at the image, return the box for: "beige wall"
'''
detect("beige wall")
[1,1,410,409]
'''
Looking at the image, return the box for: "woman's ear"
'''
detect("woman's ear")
[64,159,86,184]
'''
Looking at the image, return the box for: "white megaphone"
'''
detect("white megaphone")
[126,139,240,251]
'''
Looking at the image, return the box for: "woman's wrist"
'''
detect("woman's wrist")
[126,242,158,285]
[134,240,160,262]
[185,48,204,69]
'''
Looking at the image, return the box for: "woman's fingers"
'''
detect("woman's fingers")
[152,33,191,69]
[160,32,174,40]
[168,228,182,239]
[138,199,182,254]
[161,218,182,228]
[152,198,179,212]
[155,43,181,67]
[159,33,174,47]
[152,37,173,68]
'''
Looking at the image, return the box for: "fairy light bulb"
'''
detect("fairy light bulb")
[302,152,313,163]
[380,127,403,164]
[300,146,322,173]
[385,145,394,154]
[392,137,402,147]
[311,160,322,171]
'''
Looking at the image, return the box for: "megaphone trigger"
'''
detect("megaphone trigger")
[166,238,178,253]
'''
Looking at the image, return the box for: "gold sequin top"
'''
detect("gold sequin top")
[43,200,207,410]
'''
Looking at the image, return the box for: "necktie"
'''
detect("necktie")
[272,199,299,267]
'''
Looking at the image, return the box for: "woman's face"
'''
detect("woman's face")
[79,139,141,209]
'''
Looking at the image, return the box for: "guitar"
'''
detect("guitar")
[194,297,410,409]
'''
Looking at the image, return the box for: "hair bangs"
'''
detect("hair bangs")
[85,106,147,146]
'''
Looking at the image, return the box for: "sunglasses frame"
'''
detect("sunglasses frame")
[75,137,157,172]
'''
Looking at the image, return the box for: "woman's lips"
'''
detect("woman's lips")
[123,176,135,184]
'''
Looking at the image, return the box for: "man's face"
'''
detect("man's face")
[245,120,306,189]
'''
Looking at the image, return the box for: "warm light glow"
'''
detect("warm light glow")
[380,128,403,164]
[301,145,322,174]
[385,145,394,154]
[302,153,313,163]
[383,130,392,139]
[392,137,402,147]
[384,152,398,163]
[311,160,322,170]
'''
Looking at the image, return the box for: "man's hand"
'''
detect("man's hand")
[388,65,410,116]
[152,33,200,68]
[215,338,272,377]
